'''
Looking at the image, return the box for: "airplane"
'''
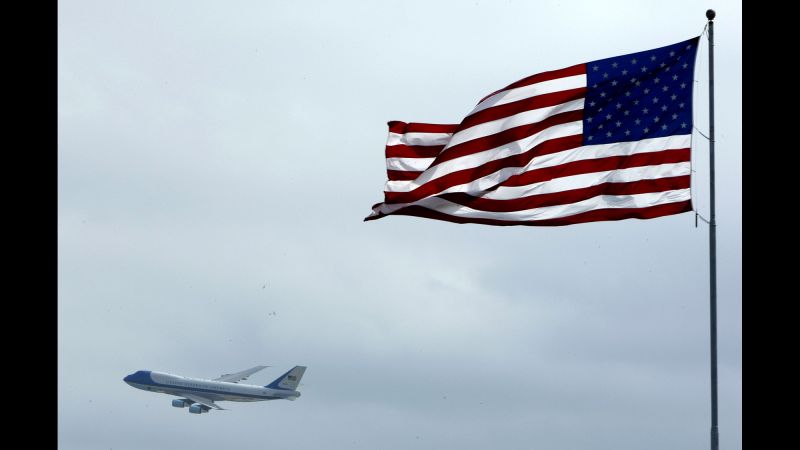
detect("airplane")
[123,365,306,414]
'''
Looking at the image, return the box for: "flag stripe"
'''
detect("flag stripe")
[444,99,584,149]
[476,63,586,104]
[440,175,690,212]
[367,200,692,226]
[385,144,446,159]
[385,133,583,203]
[459,87,587,132]
[469,74,587,117]
[384,188,690,222]
[388,121,459,134]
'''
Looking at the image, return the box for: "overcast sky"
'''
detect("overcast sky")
[58,1,742,449]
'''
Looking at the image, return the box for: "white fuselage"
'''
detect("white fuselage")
[125,371,300,402]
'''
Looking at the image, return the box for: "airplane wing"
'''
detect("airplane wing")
[214,365,269,383]
[179,392,226,410]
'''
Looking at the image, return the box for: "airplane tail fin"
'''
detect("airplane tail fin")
[265,366,306,391]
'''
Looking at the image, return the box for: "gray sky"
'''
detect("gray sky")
[58,1,742,449]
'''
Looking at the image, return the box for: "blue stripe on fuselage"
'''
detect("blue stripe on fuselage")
[125,372,286,401]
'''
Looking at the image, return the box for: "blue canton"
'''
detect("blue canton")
[583,37,699,145]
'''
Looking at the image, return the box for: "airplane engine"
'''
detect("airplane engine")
[188,404,207,414]
[172,399,188,408]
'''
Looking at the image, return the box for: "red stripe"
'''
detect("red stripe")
[439,176,690,212]
[477,64,586,103]
[388,121,459,134]
[460,88,586,132]
[387,170,422,181]
[384,135,583,204]
[365,200,692,226]
[432,109,584,167]
[385,144,445,159]
[501,148,691,187]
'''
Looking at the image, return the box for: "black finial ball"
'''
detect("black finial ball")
[706,9,716,20]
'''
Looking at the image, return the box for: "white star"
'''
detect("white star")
[673,74,679,80]
[630,77,637,83]
[624,110,630,116]
[612,62,618,68]
[631,58,637,64]
[600,92,606,98]
[616,103,622,109]
[606,114,612,120]
[670,51,675,57]
[635,81,641,87]
[661,105,667,112]
[635,119,641,125]
[642,108,649,114]
[654,77,660,84]
[653,116,660,123]
[665,67,671,72]
[633,100,639,105]
[680,82,687,89]
[671,94,677,100]
[587,117,593,123]
[662,85,669,92]
[625,129,631,136]
[589,101,596,107]
[593,83,599,88]
[643,88,650,94]
[686,44,692,49]
[606,131,612,137]
[650,55,657,61]
[681,122,688,128]
[672,113,678,120]
[660,62,666,68]
[625,91,631,97]
[598,124,603,129]
[679,102,685,108]
[593,65,599,71]
[662,124,668,130]
[643,127,649,133]
[588,136,593,141]
[611,80,618,86]
[683,63,689,69]
[641,66,648,72]
[603,72,609,78]
[652,97,659,103]
[616,121,622,127]
[622,69,628,75]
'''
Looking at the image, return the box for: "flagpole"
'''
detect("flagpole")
[705,9,719,450]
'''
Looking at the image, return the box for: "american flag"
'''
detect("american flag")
[365,37,699,226]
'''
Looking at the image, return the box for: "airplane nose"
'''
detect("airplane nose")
[123,374,133,383]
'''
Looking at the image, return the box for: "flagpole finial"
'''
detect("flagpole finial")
[706,9,716,21]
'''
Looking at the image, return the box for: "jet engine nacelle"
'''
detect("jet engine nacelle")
[188,404,207,414]
[172,399,188,408]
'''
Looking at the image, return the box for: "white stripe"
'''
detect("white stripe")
[468,74,587,116]
[382,134,692,210]
[386,157,435,172]
[482,162,691,200]
[528,134,691,172]
[386,132,453,147]
[377,189,690,221]
[446,98,584,149]
[385,122,582,193]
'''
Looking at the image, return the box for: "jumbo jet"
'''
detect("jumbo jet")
[123,365,306,414]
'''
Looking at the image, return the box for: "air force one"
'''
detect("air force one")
[123,365,306,414]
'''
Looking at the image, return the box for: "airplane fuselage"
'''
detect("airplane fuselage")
[124,370,300,403]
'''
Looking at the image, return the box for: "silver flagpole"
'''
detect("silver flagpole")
[705,9,719,450]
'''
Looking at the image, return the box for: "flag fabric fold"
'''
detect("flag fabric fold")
[366,37,700,226]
